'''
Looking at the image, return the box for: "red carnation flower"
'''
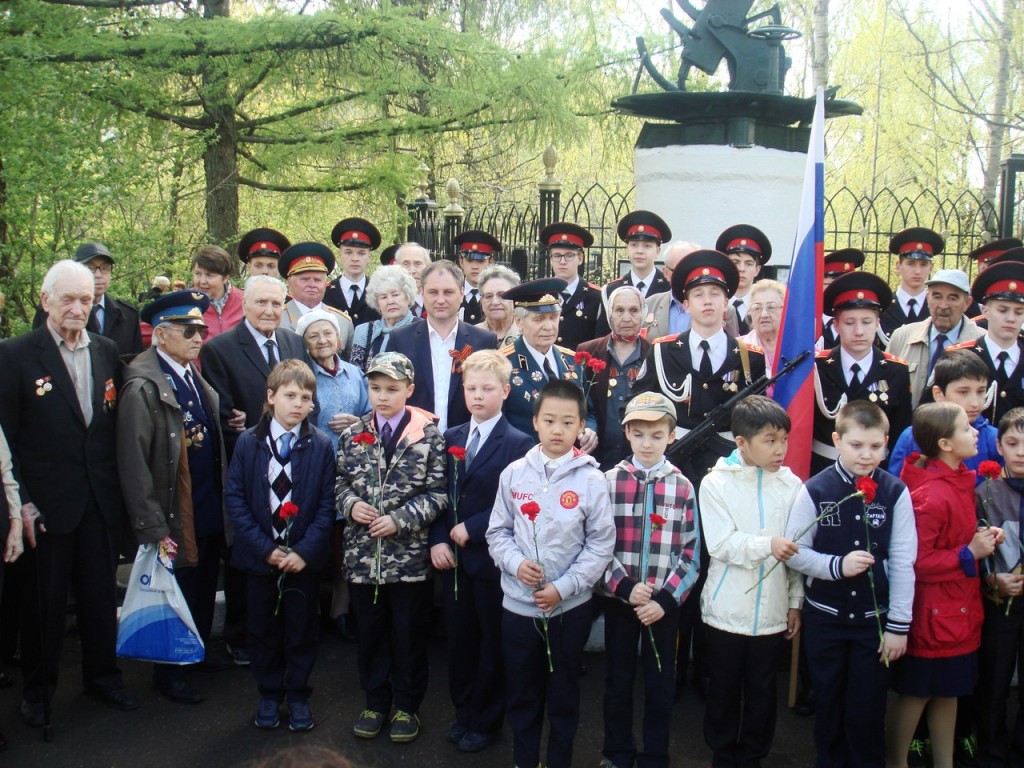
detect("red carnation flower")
[650,513,667,529]
[520,501,541,522]
[280,501,300,520]
[448,446,467,461]
[353,432,376,446]
[978,460,1002,481]
[855,476,878,504]
[587,358,607,373]
[574,350,592,365]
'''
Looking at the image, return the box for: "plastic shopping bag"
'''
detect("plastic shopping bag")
[116,544,205,664]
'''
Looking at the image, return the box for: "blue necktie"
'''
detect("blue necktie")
[279,432,292,460]
[465,428,481,469]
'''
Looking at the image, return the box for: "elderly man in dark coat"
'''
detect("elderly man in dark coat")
[0,259,139,727]
[118,290,231,704]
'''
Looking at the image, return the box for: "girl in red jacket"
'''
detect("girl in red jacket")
[887,402,1002,768]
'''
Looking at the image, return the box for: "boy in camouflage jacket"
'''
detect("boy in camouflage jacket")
[335,352,446,744]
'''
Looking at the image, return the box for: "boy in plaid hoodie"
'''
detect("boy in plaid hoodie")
[600,392,700,768]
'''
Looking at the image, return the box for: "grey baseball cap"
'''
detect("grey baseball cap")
[925,268,970,294]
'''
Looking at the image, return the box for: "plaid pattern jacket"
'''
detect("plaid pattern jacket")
[602,459,700,614]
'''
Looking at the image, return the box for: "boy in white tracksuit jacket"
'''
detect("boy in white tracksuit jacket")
[699,395,803,768]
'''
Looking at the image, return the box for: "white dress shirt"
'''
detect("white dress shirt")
[688,328,728,372]
[428,321,458,433]
[840,347,873,387]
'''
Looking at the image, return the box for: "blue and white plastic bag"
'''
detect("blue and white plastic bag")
[116,544,205,664]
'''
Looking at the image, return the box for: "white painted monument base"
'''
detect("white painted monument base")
[634,143,806,276]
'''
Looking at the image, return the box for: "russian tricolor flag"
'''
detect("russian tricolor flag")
[773,88,826,481]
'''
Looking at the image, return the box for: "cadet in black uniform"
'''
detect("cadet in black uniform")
[946,259,1024,424]
[819,248,865,349]
[879,227,943,338]
[966,238,1024,322]
[454,230,500,326]
[595,211,672,337]
[538,222,602,350]
[812,272,912,474]
[715,224,772,336]
[323,217,382,327]
[237,228,290,278]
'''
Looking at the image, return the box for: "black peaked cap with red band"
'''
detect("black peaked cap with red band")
[452,230,502,260]
[824,248,865,276]
[716,224,772,265]
[970,237,1024,267]
[823,271,893,315]
[617,210,671,244]
[972,260,1024,304]
[331,217,381,250]
[889,227,944,260]
[539,222,594,251]
[380,244,399,266]
[237,228,291,264]
[670,249,740,302]
[985,247,1024,269]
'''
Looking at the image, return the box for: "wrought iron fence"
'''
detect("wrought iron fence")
[409,156,1021,287]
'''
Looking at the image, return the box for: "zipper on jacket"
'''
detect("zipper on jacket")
[752,468,765,636]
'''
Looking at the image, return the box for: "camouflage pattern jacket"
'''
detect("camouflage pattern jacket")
[336,407,447,583]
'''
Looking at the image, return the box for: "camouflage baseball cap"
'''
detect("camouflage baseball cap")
[622,392,677,426]
[366,351,415,381]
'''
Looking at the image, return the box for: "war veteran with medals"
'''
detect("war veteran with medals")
[811,271,912,474]
[500,278,597,447]
[118,290,229,705]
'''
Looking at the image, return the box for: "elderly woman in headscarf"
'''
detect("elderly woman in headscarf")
[575,284,651,470]
[349,265,418,371]
[475,264,522,347]
[296,309,370,449]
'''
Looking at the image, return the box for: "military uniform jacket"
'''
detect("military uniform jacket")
[461,290,484,326]
[556,280,602,350]
[324,278,381,327]
[630,331,767,433]
[947,336,1024,424]
[879,297,929,338]
[501,335,590,440]
[595,270,671,338]
[811,347,912,470]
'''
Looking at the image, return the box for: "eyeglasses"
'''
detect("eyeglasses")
[749,303,782,315]
[549,253,580,263]
[481,291,507,302]
[165,325,209,340]
[86,264,113,275]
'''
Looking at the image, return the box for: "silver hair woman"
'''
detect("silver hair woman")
[349,265,418,371]
[476,264,522,347]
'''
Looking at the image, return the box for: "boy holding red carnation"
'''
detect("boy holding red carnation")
[600,391,699,768]
[225,360,337,732]
[486,379,615,768]
[785,400,918,768]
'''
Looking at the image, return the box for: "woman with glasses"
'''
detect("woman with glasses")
[192,245,244,337]
[739,280,786,376]
[475,265,521,347]
[349,266,418,372]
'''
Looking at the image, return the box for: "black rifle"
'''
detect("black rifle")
[667,349,811,463]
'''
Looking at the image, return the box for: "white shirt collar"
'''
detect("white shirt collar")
[895,287,927,314]
[427,321,458,344]
[539,447,574,469]
[562,277,580,297]
[523,339,555,369]
[632,456,666,473]
[987,335,1020,369]
[244,318,278,346]
[469,412,502,444]
[687,328,727,358]
[840,347,872,383]
[155,347,190,382]
[464,280,479,299]
[630,269,655,292]
[269,418,301,443]
[340,275,366,294]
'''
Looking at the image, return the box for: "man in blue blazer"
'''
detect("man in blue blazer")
[429,350,534,754]
[387,260,497,433]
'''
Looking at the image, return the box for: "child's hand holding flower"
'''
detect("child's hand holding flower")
[970,527,1000,559]
[842,550,874,577]
[629,582,654,606]
[770,536,798,562]
[533,583,562,612]
[635,600,665,626]
[351,500,379,525]
[517,560,545,587]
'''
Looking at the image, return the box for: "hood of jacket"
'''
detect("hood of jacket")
[901,452,976,495]
[524,445,599,479]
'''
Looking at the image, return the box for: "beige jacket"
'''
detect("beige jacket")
[886,318,985,407]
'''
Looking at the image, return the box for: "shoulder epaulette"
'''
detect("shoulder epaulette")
[882,351,909,365]
[946,339,978,352]
[554,344,575,356]
[652,333,680,344]
[587,282,601,290]
[325,306,351,321]
[499,343,517,356]
[738,339,764,355]
[815,349,831,359]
